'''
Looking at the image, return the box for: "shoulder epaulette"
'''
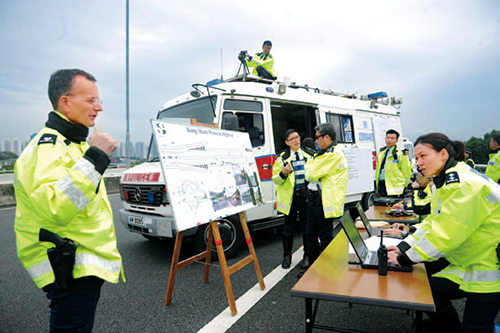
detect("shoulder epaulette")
[281,149,291,161]
[301,146,316,156]
[445,171,460,185]
[38,134,57,145]
[380,146,387,152]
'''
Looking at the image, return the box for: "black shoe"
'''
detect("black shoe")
[300,256,310,270]
[282,255,292,269]
[297,269,306,279]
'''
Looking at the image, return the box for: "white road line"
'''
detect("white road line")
[197,246,304,333]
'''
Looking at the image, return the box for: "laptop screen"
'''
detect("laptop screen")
[356,203,373,236]
[339,213,369,262]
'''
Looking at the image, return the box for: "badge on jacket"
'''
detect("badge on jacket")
[445,171,460,185]
[38,134,57,145]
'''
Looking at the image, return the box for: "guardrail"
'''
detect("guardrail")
[0,168,126,207]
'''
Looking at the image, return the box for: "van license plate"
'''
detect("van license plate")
[129,216,145,227]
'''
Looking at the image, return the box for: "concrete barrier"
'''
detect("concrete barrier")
[0,175,123,207]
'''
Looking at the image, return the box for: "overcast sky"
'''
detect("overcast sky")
[1,0,499,148]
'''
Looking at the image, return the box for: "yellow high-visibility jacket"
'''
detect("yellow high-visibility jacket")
[272,148,313,215]
[304,144,348,218]
[375,146,412,196]
[398,160,500,293]
[246,52,276,77]
[486,149,500,183]
[14,111,124,288]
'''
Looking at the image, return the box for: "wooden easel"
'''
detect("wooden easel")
[164,211,266,316]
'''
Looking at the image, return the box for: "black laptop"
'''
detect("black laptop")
[356,203,402,239]
[339,213,412,272]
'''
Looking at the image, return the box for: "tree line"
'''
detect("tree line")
[463,130,500,165]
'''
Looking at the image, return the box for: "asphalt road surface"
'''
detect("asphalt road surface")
[1,195,499,332]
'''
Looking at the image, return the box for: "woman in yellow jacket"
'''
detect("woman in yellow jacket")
[388,133,500,333]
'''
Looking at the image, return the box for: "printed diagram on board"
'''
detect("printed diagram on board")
[176,180,207,209]
[151,120,265,231]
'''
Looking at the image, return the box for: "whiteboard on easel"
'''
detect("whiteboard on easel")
[151,120,265,232]
[372,115,403,152]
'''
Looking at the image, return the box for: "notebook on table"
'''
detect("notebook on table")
[339,213,412,272]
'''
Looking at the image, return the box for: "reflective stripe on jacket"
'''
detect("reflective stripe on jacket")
[14,111,124,288]
[403,162,500,293]
[304,144,348,218]
[246,52,275,77]
[486,150,500,183]
[375,146,412,196]
[272,148,313,215]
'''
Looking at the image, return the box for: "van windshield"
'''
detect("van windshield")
[147,96,217,162]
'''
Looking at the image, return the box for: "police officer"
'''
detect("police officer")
[238,40,276,80]
[388,133,500,332]
[464,147,475,169]
[297,123,348,278]
[486,133,500,184]
[272,129,313,269]
[14,69,124,332]
[375,129,412,197]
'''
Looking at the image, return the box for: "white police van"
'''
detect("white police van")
[118,74,407,258]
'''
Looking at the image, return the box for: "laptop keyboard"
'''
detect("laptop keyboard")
[365,251,378,265]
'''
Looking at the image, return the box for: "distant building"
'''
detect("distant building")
[12,138,21,155]
[3,138,11,153]
[135,141,145,159]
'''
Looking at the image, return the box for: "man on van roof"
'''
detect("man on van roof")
[238,40,276,80]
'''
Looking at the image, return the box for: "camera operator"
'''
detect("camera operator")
[238,40,276,80]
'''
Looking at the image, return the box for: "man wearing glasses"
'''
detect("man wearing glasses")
[298,123,349,278]
[14,69,124,332]
[272,129,313,269]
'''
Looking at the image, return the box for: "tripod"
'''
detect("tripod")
[236,55,250,79]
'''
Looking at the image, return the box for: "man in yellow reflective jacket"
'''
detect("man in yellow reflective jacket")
[298,123,348,278]
[375,129,412,197]
[272,129,313,269]
[238,40,276,80]
[486,133,500,184]
[14,69,124,332]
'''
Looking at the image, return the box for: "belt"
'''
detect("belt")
[294,187,306,196]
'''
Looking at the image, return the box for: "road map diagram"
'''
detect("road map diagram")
[151,120,264,231]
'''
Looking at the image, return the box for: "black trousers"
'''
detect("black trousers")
[44,276,104,333]
[428,277,500,332]
[305,193,334,249]
[256,66,276,80]
[282,194,308,237]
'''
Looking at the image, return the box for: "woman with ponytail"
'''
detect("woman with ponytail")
[387,132,500,333]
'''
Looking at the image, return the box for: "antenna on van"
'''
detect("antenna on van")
[220,48,223,80]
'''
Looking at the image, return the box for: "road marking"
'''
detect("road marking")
[197,246,304,333]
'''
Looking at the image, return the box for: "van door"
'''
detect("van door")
[219,96,276,221]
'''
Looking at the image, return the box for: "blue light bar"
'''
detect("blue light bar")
[206,78,225,86]
[367,91,388,99]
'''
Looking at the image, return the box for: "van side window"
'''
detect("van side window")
[222,111,265,148]
[224,99,263,112]
[326,113,355,143]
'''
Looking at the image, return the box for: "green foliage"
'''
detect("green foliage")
[0,151,18,160]
[464,130,500,164]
